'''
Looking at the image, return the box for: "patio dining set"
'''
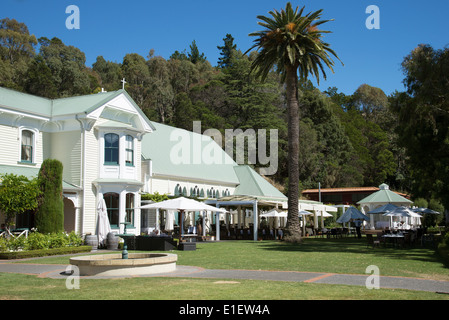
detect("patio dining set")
[366,228,438,249]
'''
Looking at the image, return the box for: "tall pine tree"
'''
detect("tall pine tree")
[217,34,236,68]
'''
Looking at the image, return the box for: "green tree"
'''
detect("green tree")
[36,37,91,97]
[24,55,58,98]
[0,18,37,90]
[188,40,206,64]
[0,174,41,232]
[392,44,449,209]
[352,84,389,118]
[217,34,237,68]
[246,3,342,242]
[92,55,123,91]
[35,159,64,234]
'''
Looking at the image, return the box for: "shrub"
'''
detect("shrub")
[0,238,8,253]
[0,231,85,255]
[35,159,64,233]
[25,232,49,250]
[67,231,83,246]
[8,236,26,251]
[48,232,68,248]
[445,232,449,247]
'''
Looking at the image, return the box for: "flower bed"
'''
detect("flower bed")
[0,231,90,259]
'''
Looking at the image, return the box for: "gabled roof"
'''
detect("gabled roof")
[233,165,287,202]
[0,87,155,131]
[357,183,412,205]
[141,122,240,185]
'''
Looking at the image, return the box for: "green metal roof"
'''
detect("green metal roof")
[0,164,80,191]
[0,87,155,131]
[357,183,412,205]
[233,165,287,201]
[0,87,52,118]
[141,122,240,184]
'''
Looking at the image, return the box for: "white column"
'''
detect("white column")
[237,206,242,229]
[202,211,206,237]
[253,201,258,241]
[215,212,220,241]
[119,190,126,233]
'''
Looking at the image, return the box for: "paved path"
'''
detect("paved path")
[1,259,448,294]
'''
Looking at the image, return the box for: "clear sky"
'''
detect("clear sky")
[3,0,449,96]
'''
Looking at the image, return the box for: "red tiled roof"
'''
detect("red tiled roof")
[301,187,410,199]
[302,187,379,193]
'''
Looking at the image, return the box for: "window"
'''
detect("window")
[21,130,34,163]
[174,184,181,196]
[125,135,134,166]
[192,186,199,197]
[126,193,134,226]
[104,193,119,227]
[104,133,119,165]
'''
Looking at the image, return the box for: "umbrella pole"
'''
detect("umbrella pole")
[180,210,184,236]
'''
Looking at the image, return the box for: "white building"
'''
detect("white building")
[0,87,287,237]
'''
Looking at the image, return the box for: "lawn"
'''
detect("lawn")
[28,237,449,281]
[2,237,448,301]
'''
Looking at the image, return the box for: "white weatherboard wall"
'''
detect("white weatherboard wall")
[0,124,20,165]
[82,127,100,235]
[45,130,82,187]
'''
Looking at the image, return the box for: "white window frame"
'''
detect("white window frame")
[18,127,38,164]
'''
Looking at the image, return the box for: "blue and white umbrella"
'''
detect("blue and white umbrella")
[337,206,369,223]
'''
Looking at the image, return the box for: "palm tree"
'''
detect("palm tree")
[246,2,342,242]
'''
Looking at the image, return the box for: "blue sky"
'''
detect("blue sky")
[3,0,449,96]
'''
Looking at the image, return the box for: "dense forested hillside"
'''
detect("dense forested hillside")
[1,18,448,212]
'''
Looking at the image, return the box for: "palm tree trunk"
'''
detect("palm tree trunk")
[284,65,302,243]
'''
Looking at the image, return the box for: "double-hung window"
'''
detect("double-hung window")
[125,193,134,227]
[104,133,119,165]
[21,130,34,163]
[104,193,119,228]
[125,135,134,166]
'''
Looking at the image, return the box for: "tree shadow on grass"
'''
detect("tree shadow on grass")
[256,237,447,267]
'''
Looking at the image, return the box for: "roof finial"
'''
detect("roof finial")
[121,78,127,90]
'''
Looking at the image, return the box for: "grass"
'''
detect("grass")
[1,237,448,300]
[0,273,447,300]
[26,237,449,281]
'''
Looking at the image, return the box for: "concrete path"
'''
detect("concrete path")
[1,259,448,294]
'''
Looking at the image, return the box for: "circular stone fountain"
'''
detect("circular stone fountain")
[69,253,178,277]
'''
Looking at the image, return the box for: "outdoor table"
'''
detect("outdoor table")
[181,234,197,242]
[382,234,404,248]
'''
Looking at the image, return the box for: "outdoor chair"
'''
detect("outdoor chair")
[376,232,385,246]
[366,234,380,248]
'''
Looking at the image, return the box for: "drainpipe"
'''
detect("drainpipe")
[76,115,86,235]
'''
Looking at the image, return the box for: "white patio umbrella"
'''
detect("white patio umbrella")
[260,209,287,229]
[337,206,369,223]
[413,207,440,214]
[137,197,227,236]
[382,206,417,228]
[260,208,288,218]
[165,210,175,231]
[367,203,399,214]
[137,197,227,213]
[382,206,414,217]
[96,198,111,247]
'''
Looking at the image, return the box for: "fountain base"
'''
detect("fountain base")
[70,253,177,277]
